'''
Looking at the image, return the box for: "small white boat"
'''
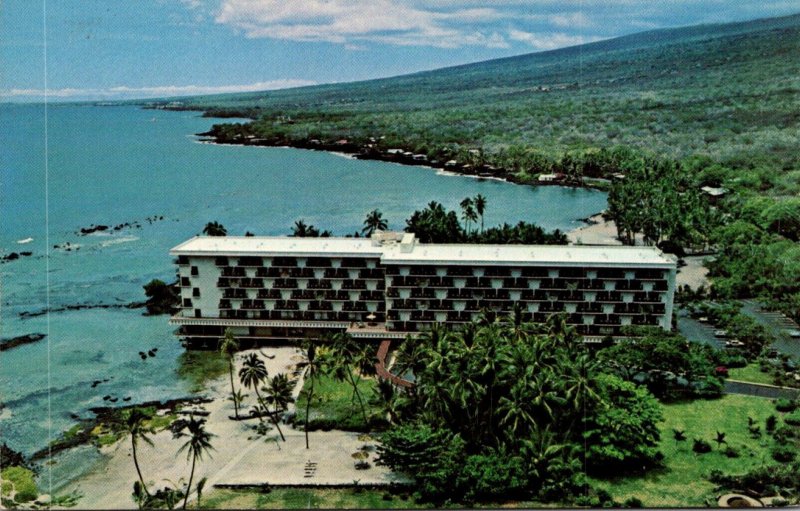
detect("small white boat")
[16,237,33,244]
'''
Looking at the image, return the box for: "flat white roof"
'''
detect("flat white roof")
[171,236,383,258]
[171,236,675,268]
[381,243,674,268]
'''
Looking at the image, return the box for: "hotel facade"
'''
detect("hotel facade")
[169,233,676,346]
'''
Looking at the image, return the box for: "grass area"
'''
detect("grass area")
[196,487,556,509]
[1,466,39,505]
[294,373,385,431]
[196,487,431,510]
[728,364,776,386]
[176,350,229,392]
[590,395,778,507]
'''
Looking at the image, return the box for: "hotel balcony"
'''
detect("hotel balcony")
[238,256,263,267]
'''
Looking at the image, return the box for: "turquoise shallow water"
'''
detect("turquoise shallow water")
[0,104,607,457]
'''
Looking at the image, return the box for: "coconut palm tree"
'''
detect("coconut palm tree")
[219,328,240,419]
[202,221,227,236]
[459,197,476,233]
[327,333,368,423]
[262,373,294,442]
[239,353,268,424]
[291,219,321,237]
[362,209,388,236]
[123,407,154,498]
[297,340,323,448]
[175,416,215,509]
[473,194,487,233]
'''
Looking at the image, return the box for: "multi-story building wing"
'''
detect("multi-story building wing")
[169,232,676,347]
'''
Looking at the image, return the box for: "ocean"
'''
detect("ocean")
[0,103,607,459]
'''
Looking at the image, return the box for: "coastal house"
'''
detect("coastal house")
[170,233,676,347]
[538,173,564,183]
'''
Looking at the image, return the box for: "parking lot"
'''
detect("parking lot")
[740,300,800,360]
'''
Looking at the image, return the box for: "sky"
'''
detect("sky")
[1,1,798,102]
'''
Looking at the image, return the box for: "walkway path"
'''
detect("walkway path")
[374,340,414,388]
[725,380,800,400]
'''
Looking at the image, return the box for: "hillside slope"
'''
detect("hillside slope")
[160,14,800,182]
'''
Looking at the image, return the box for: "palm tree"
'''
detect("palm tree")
[175,416,215,509]
[239,353,268,424]
[262,373,295,442]
[473,194,487,233]
[202,221,227,236]
[219,329,240,419]
[291,219,321,237]
[362,209,388,237]
[327,333,369,423]
[460,197,476,233]
[297,340,323,448]
[123,408,154,498]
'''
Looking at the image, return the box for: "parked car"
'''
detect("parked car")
[714,329,730,338]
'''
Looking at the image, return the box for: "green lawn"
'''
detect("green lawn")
[590,395,778,507]
[196,487,556,509]
[196,488,430,509]
[728,364,776,386]
[294,373,384,430]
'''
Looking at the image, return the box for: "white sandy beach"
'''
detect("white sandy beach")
[63,347,401,509]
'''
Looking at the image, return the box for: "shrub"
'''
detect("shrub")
[0,466,38,503]
[775,399,798,413]
[623,496,644,508]
[766,415,777,432]
[692,439,712,453]
[773,426,796,445]
[459,452,527,502]
[723,446,740,458]
[785,411,800,426]
[770,445,797,463]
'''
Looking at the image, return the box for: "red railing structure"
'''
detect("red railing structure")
[374,340,415,388]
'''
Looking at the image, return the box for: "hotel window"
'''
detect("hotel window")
[190,266,199,276]
[181,277,190,286]
[192,287,201,297]
[183,298,193,307]
[194,308,202,318]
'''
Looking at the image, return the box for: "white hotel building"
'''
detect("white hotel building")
[169,232,676,347]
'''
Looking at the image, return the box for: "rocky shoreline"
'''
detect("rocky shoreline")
[18,302,146,319]
[30,396,213,462]
[0,333,47,352]
[195,132,609,191]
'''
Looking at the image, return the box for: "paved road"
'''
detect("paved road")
[725,380,800,400]
[677,310,723,349]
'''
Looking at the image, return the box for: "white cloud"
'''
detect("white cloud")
[550,11,592,29]
[1,79,318,101]
[214,0,510,48]
[508,29,600,50]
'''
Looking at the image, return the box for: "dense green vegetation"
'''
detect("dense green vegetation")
[375,317,665,505]
[598,328,726,400]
